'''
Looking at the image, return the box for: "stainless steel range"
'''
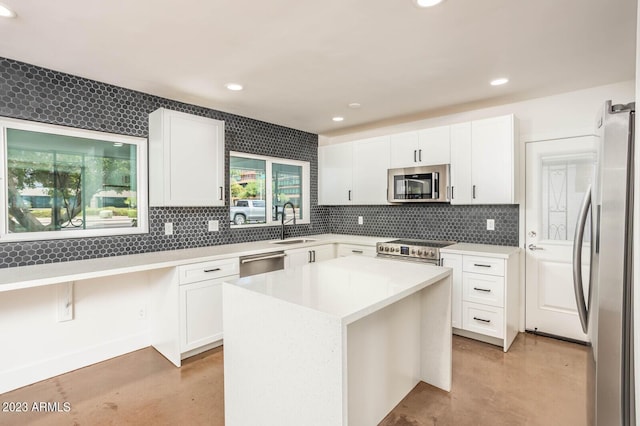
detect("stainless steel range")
[376,239,456,265]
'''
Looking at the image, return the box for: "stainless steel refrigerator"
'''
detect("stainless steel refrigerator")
[573,100,635,425]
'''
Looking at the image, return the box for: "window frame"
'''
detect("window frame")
[0,117,149,242]
[229,151,310,228]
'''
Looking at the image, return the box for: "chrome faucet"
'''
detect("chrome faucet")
[281,202,296,240]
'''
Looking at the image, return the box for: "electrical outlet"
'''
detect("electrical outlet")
[208,220,219,232]
[138,306,146,320]
[165,222,173,235]
[358,216,364,225]
[487,219,495,231]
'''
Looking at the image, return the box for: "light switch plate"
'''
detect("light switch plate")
[358,216,364,225]
[486,219,495,231]
[208,220,219,232]
[165,222,173,235]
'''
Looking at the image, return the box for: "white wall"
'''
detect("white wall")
[0,272,150,393]
[320,81,635,145]
[635,4,640,422]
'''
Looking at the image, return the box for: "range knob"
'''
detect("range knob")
[428,250,435,257]
[411,249,416,255]
[384,247,390,252]
[416,250,423,256]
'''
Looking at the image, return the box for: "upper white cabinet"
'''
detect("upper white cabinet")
[149,108,225,207]
[449,115,516,205]
[389,126,450,168]
[318,143,353,205]
[318,136,390,205]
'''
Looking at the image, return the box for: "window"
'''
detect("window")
[230,152,309,227]
[0,117,148,241]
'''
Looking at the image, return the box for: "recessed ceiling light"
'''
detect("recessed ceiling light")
[0,3,16,18]
[332,116,344,122]
[225,83,243,91]
[348,103,361,109]
[414,0,444,8]
[113,142,124,147]
[490,78,509,86]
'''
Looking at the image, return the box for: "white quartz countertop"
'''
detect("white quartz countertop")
[440,243,521,258]
[0,234,393,292]
[225,255,451,325]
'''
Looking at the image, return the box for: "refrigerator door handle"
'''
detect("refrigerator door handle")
[572,185,591,334]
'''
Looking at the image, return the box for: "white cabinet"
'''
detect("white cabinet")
[285,244,336,269]
[150,257,239,367]
[390,126,450,168]
[441,247,519,352]
[449,115,515,205]
[471,115,515,204]
[441,253,462,329]
[319,137,390,205]
[318,143,353,205]
[336,244,377,258]
[352,136,391,204]
[449,122,473,204]
[149,108,225,207]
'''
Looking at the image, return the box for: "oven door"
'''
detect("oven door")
[387,165,450,202]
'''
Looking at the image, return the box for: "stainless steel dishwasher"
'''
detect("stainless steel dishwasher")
[239,251,286,277]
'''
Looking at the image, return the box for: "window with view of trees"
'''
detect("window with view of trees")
[230,152,309,227]
[0,119,148,241]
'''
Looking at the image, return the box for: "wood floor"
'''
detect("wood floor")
[0,333,588,426]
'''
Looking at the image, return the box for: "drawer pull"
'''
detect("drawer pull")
[351,250,364,254]
[473,316,491,323]
[473,287,491,292]
[204,268,222,273]
[473,263,492,268]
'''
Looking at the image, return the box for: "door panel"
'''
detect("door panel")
[525,136,596,341]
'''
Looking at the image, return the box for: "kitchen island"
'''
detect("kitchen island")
[223,255,452,426]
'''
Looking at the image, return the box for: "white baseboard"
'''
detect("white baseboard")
[0,333,150,394]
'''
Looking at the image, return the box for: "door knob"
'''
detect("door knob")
[528,244,544,251]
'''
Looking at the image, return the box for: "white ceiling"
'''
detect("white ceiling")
[0,0,636,136]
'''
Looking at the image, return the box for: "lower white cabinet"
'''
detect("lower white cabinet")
[285,244,336,269]
[440,246,519,352]
[151,257,239,367]
[336,244,377,258]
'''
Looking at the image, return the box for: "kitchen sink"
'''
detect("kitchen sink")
[270,238,316,245]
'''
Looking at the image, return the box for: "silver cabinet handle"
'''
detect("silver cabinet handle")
[312,250,316,262]
[473,263,491,268]
[473,317,491,323]
[473,287,491,292]
[219,186,223,201]
[472,185,476,199]
[419,149,422,162]
[451,186,454,199]
[528,244,544,251]
[241,253,287,264]
[573,185,591,333]
[308,251,312,263]
[348,190,351,201]
[414,150,417,162]
[351,250,364,254]
[446,186,451,200]
[204,268,221,273]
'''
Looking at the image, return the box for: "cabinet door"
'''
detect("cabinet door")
[180,277,230,353]
[471,115,515,204]
[417,125,450,165]
[353,136,390,204]
[150,109,225,207]
[285,248,312,269]
[441,253,463,329]
[318,143,353,205]
[449,122,472,204]
[389,131,419,168]
[311,244,336,262]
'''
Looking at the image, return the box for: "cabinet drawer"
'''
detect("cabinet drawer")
[336,244,377,258]
[462,256,504,276]
[462,302,504,338]
[178,258,239,285]
[462,273,504,307]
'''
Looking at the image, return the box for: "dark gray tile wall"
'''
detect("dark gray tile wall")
[0,57,519,268]
[328,204,519,246]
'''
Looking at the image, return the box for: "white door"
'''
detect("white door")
[318,143,353,205]
[417,125,450,165]
[389,131,419,168]
[353,136,390,204]
[525,136,597,341]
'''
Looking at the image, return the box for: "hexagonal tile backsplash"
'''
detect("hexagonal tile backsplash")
[0,57,518,268]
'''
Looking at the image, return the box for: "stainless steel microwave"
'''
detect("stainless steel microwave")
[387,165,450,203]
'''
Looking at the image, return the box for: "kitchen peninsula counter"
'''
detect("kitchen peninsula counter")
[223,255,452,426]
